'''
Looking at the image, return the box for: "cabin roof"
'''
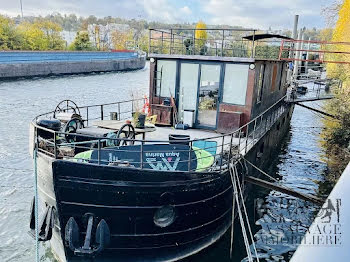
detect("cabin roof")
[149,54,283,63]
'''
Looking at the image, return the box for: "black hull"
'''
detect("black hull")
[37,153,233,261]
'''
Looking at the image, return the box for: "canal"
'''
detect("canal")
[0,65,328,262]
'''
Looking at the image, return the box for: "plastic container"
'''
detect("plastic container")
[183,110,195,127]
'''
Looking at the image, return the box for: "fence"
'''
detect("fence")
[149,28,290,60]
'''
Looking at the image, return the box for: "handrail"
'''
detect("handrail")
[32,95,288,173]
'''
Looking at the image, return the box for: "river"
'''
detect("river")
[0,64,328,262]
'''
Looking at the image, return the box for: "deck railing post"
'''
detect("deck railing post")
[238,129,242,154]
[221,30,225,56]
[86,107,89,126]
[192,29,195,55]
[220,135,225,172]
[140,142,143,169]
[251,30,256,58]
[170,29,173,54]
[188,141,192,171]
[252,118,257,143]
[97,139,101,165]
[118,102,121,120]
[228,133,234,162]
[182,35,184,55]
[100,105,104,120]
[53,132,57,158]
[148,29,152,54]
[245,124,249,154]
[161,31,164,52]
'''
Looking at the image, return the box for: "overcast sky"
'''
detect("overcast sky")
[0,0,334,29]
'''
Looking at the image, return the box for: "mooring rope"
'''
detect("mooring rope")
[234,164,260,262]
[229,168,236,258]
[229,163,254,262]
[33,145,39,262]
[243,157,279,183]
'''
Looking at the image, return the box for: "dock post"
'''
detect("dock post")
[293,29,302,79]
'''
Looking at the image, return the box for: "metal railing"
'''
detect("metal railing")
[32,96,289,173]
[149,28,291,60]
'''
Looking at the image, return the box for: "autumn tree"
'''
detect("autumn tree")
[320,0,350,179]
[195,21,208,54]
[0,15,23,50]
[111,29,133,50]
[34,19,65,50]
[17,22,48,50]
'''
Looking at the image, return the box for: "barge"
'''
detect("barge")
[29,29,293,261]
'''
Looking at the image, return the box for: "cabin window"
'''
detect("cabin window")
[222,64,249,105]
[156,60,177,97]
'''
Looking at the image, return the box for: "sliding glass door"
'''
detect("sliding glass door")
[197,64,221,128]
[178,63,199,123]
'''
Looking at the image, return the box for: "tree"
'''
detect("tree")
[35,19,65,50]
[111,29,133,50]
[17,22,48,50]
[195,21,208,54]
[0,15,23,50]
[69,31,93,50]
[320,0,350,179]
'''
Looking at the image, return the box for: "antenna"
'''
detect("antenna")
[20,0,24,18]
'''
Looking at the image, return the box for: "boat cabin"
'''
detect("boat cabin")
[149,54,288,133]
